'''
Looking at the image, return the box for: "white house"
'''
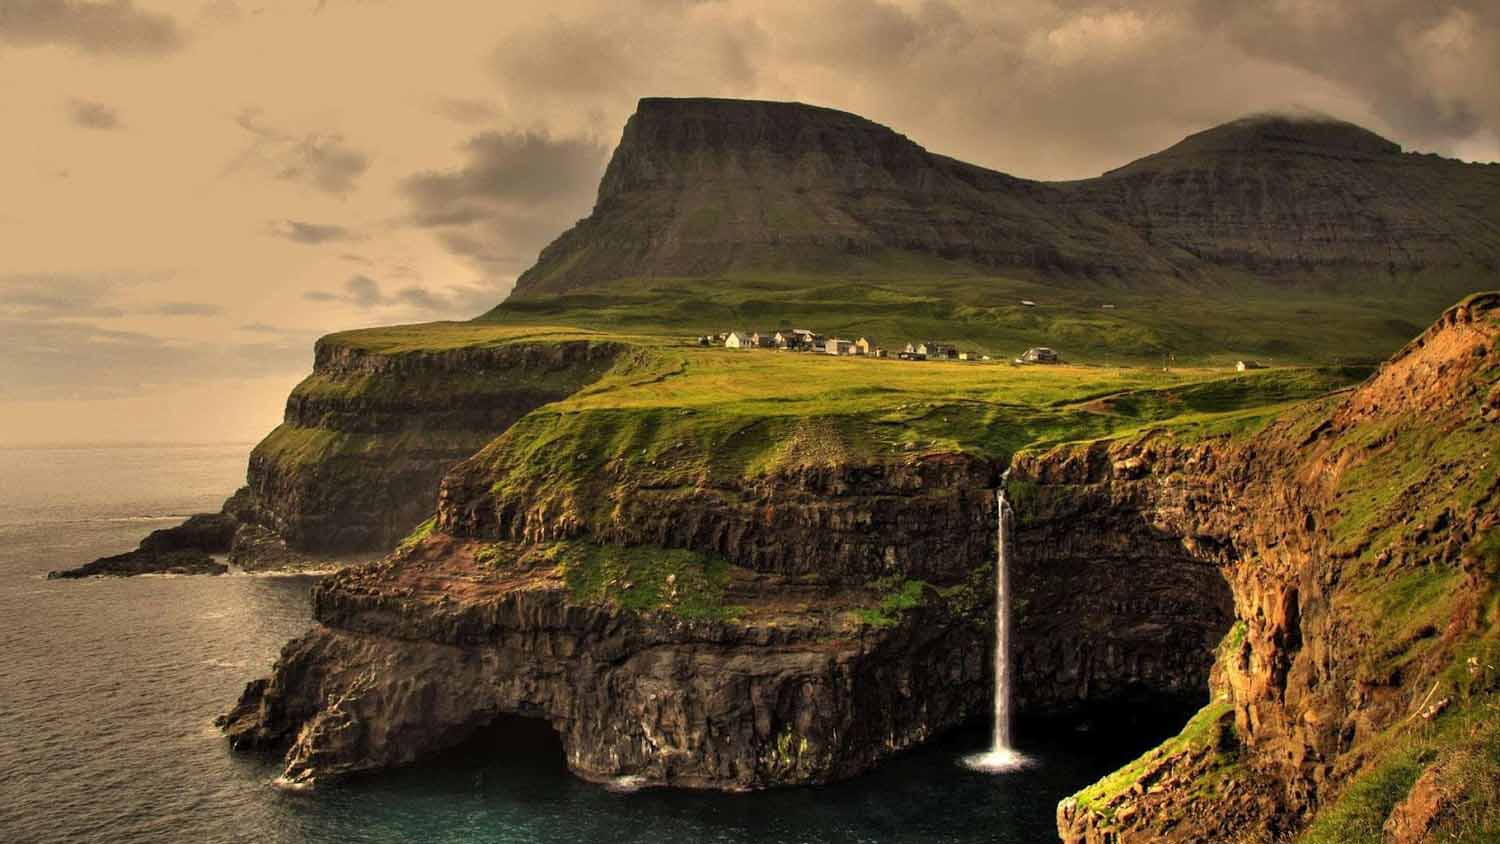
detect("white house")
[1019,346,1060,364]
[724,331,751,350]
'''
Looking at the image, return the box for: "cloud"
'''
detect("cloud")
[225,108,370,195]
[1182,1,1500,149]
[0,272,125,319]
[0,0,185,57]
[344,273,382,307]
[302,273,498,318]
[430,96,502,125]
[462,0,1500,183]
[399,130,609,276]
[67,98,121,129]
[151,301,223,316]
[265,219,356,244]
[0,317,310,400]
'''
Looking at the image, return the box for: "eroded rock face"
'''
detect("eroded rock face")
[243,339,624,554]
[1049,293,1500,843]
[220,537,988,789]
[222,429,1252,790]
[1006,452,1236,714]
[439,451,1002,582]
[91,339,629,573]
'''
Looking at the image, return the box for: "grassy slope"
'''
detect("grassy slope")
[483,272,1478,367]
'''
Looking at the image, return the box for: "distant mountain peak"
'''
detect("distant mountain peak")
[510,97,1499,299]
[1108,113,1402,175]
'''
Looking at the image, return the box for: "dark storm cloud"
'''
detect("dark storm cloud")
[225,108,370,195]
[0,0,184,56]
[399,130,609,274]
[302,273,498,318]
[67,98,121,130]
[265,219,356,244]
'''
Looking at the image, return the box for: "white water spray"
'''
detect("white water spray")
[964,482,1031,773]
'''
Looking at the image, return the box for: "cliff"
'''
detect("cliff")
[1046,293,1500,842]
[513,99,1500,295]
[220,452,1002,789]
[213,293,1499,841]
[240,335,623,554]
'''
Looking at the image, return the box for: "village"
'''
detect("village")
[697,329,1062,365]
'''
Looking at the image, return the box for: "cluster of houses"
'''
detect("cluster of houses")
[697,329,1062,365]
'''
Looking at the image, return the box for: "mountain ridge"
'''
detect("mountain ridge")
[511,97,1500,298]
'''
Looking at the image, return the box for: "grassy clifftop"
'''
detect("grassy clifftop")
[483,273,1474,368]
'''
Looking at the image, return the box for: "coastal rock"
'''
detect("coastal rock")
[219,537,988,789]
[221,427,1248,788]
[48,512,235,578]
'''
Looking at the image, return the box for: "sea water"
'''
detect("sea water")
[0,444,1177,844]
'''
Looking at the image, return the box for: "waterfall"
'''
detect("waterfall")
[963,482,1031,773]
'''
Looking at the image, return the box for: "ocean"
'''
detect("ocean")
[0,444,1170,844]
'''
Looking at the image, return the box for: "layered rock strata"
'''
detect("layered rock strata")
[1049,293,1500,842]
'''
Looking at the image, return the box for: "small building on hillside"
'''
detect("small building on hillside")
[750,331,778,349]
[921,342,957,360]
[1018,346,1060,364]
[958,351,973,361]
[1021,300,1037,308]
[1236,360,1267,372]
[725,331,751,350]
[854,337,876,356]
[826,338,853,356]
[774,330,804,350]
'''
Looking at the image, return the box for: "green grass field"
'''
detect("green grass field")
[478,272,1481,367]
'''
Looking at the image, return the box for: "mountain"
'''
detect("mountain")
[513,98,1500,297]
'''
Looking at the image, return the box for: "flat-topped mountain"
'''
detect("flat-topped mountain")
[513,98,1500,296]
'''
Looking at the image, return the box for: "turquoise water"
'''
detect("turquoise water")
[0,445,1177,843]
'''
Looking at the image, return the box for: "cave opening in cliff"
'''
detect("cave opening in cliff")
[429,713,570,779]
[1011,494,1239,756]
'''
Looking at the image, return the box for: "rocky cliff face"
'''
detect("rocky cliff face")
[65,336,626,575]
[514,99,1500,295]
[217,295,1498,835]
[220,415,1247,791]
[224,337,623,564]
[220,540,991,791]
[220,455,1000,790]
[1046,293,1500,843]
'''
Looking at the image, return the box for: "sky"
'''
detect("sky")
[2,0,1498,446]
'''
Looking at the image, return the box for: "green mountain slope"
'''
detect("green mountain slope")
[488,98,1499,365]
